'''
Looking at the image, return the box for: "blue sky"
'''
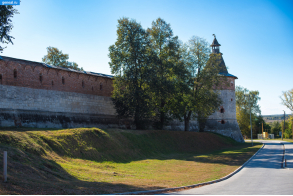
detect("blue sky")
[2,0,293,115]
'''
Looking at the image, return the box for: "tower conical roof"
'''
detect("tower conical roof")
[208,35,237,78]
[218,55,228,74]
[211,36,221,46]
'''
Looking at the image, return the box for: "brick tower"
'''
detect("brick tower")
[205,35,244,143]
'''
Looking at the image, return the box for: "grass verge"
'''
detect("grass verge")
[0,127,261,194]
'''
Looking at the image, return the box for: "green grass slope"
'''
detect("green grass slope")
[0,128,257,194]
[0,128,238,162]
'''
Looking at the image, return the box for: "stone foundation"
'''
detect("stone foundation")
[0,84,134,129]
[0,108,133,129]
[166,119,244,143]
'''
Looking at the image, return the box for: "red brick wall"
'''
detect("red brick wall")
[0,58,113,97]
[213,77,236,91]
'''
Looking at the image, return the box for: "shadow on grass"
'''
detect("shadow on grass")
[0,129,270,194]
[0,127,256,165]
[0,144,165,195]
[0,143,263,194]
[0,128,266,194]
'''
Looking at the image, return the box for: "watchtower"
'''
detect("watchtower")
[205,35,244,143]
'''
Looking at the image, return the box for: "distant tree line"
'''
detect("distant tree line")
[235,86,265,138]
[108,17,224,131]
[236,86,293,139]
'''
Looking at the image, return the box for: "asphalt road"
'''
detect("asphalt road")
[168,140,293,195]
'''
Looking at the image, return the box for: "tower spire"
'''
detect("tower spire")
[209,35,228,74]
[211,34,221,53]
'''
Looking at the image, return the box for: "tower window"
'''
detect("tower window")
[231,98,233,101]
[220,108,225,113]
[82,81,84,88]
[62,77,65,85]
[52,81,54,86]
[100,83,103,90]
[13,69,17,78]
[221,120,225,124]
[92,86,93,91]
[0,74,2,84]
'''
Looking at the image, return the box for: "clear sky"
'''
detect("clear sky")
[2,0,293,115]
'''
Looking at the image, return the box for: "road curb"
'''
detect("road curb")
[115,143,265,195]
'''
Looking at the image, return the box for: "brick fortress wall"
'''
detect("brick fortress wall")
[0,57,113,97]
[0,56,132,129]
[0,56,243,142]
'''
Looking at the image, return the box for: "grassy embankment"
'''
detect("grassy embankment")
[0,127,262,194]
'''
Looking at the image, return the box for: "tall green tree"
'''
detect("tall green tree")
[280,88,293,112]
[147,18,182,129]
[170,36,222,132]
[284,115,293,139]
[236,86,261,138]
[0,5,18,51]
[42,47,83,71]
[109,18,154,129]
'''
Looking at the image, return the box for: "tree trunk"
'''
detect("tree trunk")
[184,117,190,132]
[160,100,165,129]
[134,111,141,130]
[199,120,205,132]
[198,112,207,132]
[184,111,192,132]
[135,100,143,130]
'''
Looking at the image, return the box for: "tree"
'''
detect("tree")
[0,5,18,52]
[108,18,154,129]
[67,62,83,71]
[235,86,261,138]
[271,121,281,137]
[170,36,223,132]
[280,89,293,112]
[284,116,293,139]
[147,18,182,129]
[253,115,270,138]
[42,47,83,71]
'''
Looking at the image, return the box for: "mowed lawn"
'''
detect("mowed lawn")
[0,128,262,194]
[58,145,261,190]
